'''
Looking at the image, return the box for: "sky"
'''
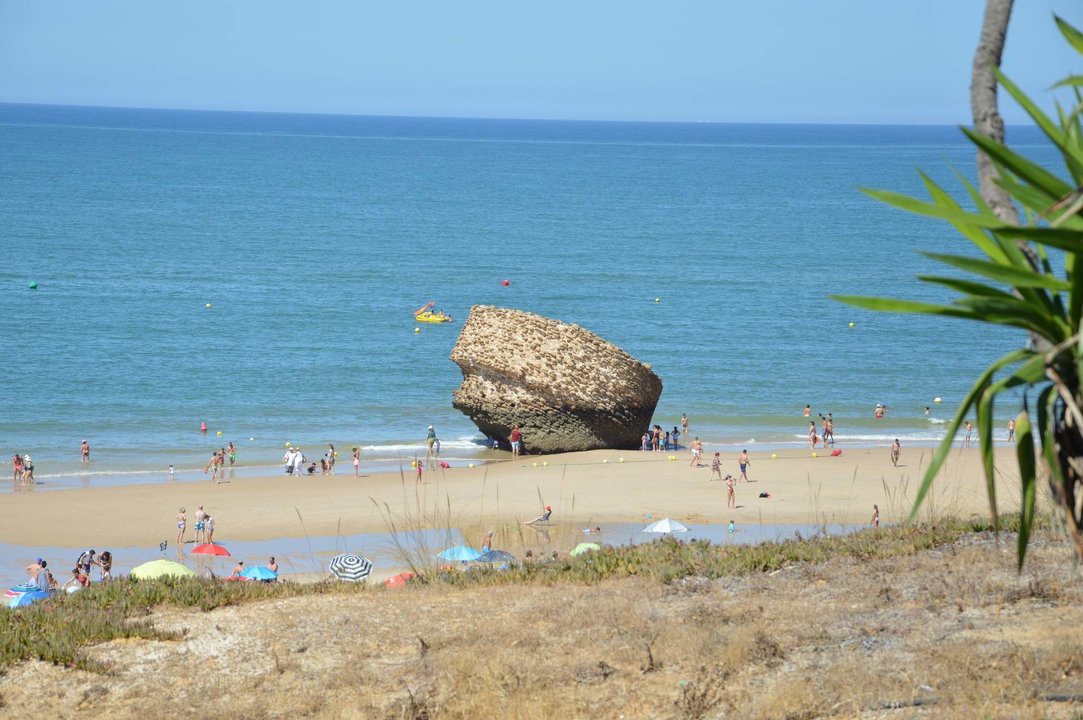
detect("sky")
[1,0,1080,124]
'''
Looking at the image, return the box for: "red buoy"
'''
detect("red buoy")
[502,279,510,287]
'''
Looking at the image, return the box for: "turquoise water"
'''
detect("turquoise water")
[1,104,1052,486]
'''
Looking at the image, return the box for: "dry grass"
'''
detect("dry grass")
[1,524,1082,719]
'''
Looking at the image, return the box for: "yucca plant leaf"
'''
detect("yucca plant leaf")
[976,381,998,525]
[1057,15,1083,56]
[993,226,1083,254]
[1053,75,1083,90]
[965,129,1073,200]
[922,251,1071,291]
[907,349,1032,522]
[831,295,977,320]
[920,172,1006,260]
[860,188,1005,229]
[997,68,1083,184]
[917,275,1017,299]
[1015,409,1037,570]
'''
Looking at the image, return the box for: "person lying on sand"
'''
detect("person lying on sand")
[524,505,552,525]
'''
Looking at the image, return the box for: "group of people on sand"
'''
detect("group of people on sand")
[25,550,113,593]
[10,453,35,484]
[283,443,348,477]
[203,442,237,483]
[228,557,278,582]
[641,424,681,452]
[176,505,217,546]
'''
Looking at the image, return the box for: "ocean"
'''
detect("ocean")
[0,104,1052,489]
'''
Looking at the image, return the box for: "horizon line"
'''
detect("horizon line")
[0,100,1014,129]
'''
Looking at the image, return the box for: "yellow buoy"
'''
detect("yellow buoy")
[934,397,942,404]
[284,442,291,448]
[848,322,854,328]
[811,452,818,458]
[618,457,625,463]
[542,461,548,467]
[216,431,222,437]
[411,461,417,469]
[771,453,777,459]
[205,303,212,309]
[602,458,609,464]
[532,462,538,467]
[414,327,420,333]
[655,297,660,303]
[468,463,475,468]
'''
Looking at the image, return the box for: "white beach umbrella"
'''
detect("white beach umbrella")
[642,518,689,534]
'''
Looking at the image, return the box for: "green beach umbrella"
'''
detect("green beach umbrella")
[570,542,601,556]
[130,559,195,580]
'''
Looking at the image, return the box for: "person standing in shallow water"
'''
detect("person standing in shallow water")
[80,439,90,463]
[352,447,360,476]
[681,414,688,438]
[510,424,522,459]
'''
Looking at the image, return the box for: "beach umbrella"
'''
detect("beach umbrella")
[192,543,231,557]
[130,559,196,580]
[329,553,372,582]
[570,542,602,556]
[240,565,278,582]
[8,590,50,608]
[5,581,38,598]
[383,571,417,589]
[643,518,689,534]
[437,546,482,562]
[476,549,517,564]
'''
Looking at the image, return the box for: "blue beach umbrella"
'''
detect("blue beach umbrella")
[437,546,482,562]
[240,565,278,581]
[8,590,50,608]
[5,581,38,599]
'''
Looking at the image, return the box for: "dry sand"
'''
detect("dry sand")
[0,445,1025,548]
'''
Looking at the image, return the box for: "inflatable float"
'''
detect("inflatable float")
[415,312,453,323]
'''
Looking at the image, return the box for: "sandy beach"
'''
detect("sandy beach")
[1,445,1025,549]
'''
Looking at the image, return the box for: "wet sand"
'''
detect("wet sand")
[0,444,1024,550]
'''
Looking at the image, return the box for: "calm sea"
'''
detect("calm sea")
[0,104,1051,489]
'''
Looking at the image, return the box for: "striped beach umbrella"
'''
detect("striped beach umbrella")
[643,518,688,534]
[5,581,38,599]
[8,590,50,608]
[329,553,372,582]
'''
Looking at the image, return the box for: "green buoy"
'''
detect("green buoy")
[28,281,38,290]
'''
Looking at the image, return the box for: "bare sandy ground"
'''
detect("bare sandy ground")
[0,445,1024,549]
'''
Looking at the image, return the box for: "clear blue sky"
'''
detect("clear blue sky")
[1,0,1079,124]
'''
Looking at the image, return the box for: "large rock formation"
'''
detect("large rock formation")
[450,306,662,454]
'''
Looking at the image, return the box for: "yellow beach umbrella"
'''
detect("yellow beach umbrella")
[130,559,196,580]
[570,542,602,557]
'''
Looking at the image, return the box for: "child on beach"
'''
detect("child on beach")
[168,464,175,479]
[98,551,112,581]
[415,459,423,483]
[353,447,360,476]
[726,475,736,508]
[710,452,723,480]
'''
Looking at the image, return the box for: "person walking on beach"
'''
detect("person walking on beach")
[21,455,34,483]
[415,459,424,483]
[176,507,187,547]
[205,451,220,483]
[808,421,818,448]
[510,424,522,459]
[227,441,236,466]
[80,439,90,463]
[710,452,723,480]
[1007,417,1016,444]
[871,504,880,528]
[738,449,751,482]
[681,414,689,438]
[726,475,736,508]
[326,443,336,474]
[963,420,973,448]
[12,454,22,483]
[689,437,703,467]
[890,439,901,467]
[352,447,360,476]
[194,505,206,544]
[426,425,437,465]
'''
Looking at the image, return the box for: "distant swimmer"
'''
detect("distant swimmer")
[803,404,811,417]
[201,420,207,434]
[924,406,931,417]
